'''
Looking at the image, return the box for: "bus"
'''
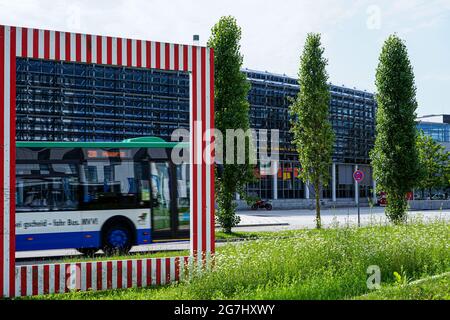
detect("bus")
[15,137,190,256]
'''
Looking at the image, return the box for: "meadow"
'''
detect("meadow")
[29,218,449,300]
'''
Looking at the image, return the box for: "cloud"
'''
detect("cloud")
[0,0,363,67]
[381,0,450,35]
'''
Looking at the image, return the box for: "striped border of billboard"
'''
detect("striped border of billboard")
[15,256,194,296]
[0,25,215,298]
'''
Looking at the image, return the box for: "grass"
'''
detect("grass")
[215,230,261,241]
[356,273,450,300]
[58,249,190,264]
[46,230,292,264]
[25,218,450,300]
[215,230,297,241]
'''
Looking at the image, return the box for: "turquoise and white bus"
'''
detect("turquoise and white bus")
[15,137,190,255]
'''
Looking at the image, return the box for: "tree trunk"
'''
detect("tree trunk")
[315,182,321,229]
[223,197,232,234]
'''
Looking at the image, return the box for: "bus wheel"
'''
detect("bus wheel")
[102,224,132,256]
[77,248,99,257]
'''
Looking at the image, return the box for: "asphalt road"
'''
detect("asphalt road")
[236,206,449,231]
[16,206,449,264]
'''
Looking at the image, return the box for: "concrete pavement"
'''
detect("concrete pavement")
[236,206,449,232]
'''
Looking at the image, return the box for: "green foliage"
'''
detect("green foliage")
[289,33,334,229]
[60,250,189,264]
[416,131,450,193]
[447,162,450,188]
[370,35,420,224]
[32,220,450,300]
[393,267,411,286]
[207,16,255,233]
[357,274,450,300]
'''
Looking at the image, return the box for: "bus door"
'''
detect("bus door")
[174,163,190,238]
[150,162,172,240]
[150,162,190,241]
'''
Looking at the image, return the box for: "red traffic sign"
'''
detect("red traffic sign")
[353,170,365,182]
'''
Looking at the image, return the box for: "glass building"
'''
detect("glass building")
[16,58,190,142]
[243,69,377,202]
[415,115,450,198]
[417,115,450,143]
[15,59,378,203]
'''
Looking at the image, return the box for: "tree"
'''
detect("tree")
[416,131,450,197]
[370,35,420,224]
[446,162,450,192]
[208,16,254,233]
[289,33,334,229]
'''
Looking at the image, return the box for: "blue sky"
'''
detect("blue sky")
[0,0,449,116]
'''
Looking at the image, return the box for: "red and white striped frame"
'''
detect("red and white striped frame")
[15,256,193,297]
[0,25,215,298]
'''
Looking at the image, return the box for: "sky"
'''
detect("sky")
[0,0,449,116]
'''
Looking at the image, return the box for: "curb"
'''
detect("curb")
[215,223,290,229]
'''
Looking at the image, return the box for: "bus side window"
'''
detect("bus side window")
[16,163,79,212]
[80,161,145,210]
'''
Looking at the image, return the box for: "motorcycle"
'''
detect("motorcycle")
[251,200,273,211]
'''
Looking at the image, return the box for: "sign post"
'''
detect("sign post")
[353,169,365,227]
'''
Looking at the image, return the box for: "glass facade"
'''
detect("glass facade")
[244,69,377,200]
[417,121,450,143]
[15,59,377,201]
[244,69,377,163]
[16,58,190,141]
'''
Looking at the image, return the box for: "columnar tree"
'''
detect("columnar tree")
[446,162,450,191]
[208,16,254,233]
[290,33,334,229]
[416,131,450,197]
[370,35,420,224]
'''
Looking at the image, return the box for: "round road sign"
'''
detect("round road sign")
[353,170,364,182]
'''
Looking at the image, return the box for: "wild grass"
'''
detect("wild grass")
[356,273,450,300]
[58,249,190,264]
[28,218,449,300]
[50,230,301,264]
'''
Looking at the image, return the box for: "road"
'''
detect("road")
[236,206,449,231]
[16,207,449,264]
